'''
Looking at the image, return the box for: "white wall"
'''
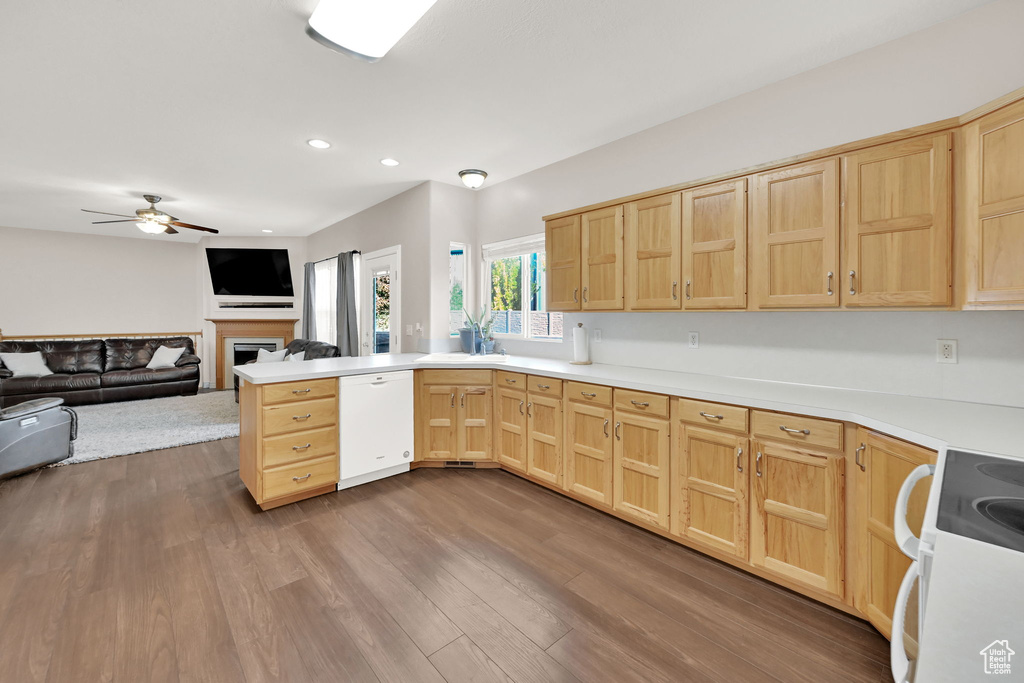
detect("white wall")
[473,0,1024,407]
[0,225,200,336]
[429,182,479,351]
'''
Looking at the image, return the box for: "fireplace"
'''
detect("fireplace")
[233,342,279,366]
[206,318,298,389]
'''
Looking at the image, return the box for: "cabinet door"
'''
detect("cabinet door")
[581,205,624,310]
[420,384,457,460]
[964,99,1024,306]
[852,429,935,639]
[752,159,840,308]
[526,395,562,486]
[457,387,492,460]
[681,179,747,309]
[565,401,614,506]
[625,193,682,310]
[545,215,582,311]
[843,134,951,307]
[613,412,671,529]
[750,440,844,597]
[672,426,749,559]
[495,387,527,471]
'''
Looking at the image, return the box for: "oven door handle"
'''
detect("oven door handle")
[890,560,919,683]
[894,464,935,561]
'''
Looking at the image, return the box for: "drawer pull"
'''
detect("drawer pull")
[699,411,724,420]
[293,413,312,421]
[292,388,312,394]
[292,473,312,482]
[536,384,550,390]
[779,425,810,435]
[292,443,311,451]
[581,391,597,398]
[505,378,517,384]
[631,400,650,408]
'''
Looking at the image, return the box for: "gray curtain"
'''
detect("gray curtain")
[301,262,316,341]
[336,251,359,356]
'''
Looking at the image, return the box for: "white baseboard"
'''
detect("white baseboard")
[336,463,410,491]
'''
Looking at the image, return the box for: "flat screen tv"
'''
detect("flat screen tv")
[206,248,294,297]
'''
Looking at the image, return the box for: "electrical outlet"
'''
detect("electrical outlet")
[591,328,602,343]
[936,339,958,364]
[688,332,699,349]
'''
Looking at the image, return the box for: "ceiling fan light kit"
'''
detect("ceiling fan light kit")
[305,0,437,62]
[81,194,219,236]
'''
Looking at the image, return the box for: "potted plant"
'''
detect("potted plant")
[461,307,494,354]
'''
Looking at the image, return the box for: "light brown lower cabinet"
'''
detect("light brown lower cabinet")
[851,429,936,639]
[416,370,493,462]
[749,439,845,599]
[564,398,614,506]
[526,394,563,486]
[613,407,671,530]
[495,386,527,471]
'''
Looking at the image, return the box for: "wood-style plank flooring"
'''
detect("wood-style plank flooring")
[0,437,892,682]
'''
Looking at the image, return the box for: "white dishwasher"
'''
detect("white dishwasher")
[338,370,414,490]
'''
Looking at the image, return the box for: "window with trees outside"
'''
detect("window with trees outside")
[449,243,467,336]
[483,235,562,341]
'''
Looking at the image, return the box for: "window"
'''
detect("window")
[313,257,338,344]
[482,235,562,341]
[449,243,467,335]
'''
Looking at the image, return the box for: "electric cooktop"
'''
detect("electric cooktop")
[937,449,1024,554]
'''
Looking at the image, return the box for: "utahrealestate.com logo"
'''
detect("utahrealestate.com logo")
[980,640,1015,675]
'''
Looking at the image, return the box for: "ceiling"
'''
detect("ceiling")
[0,0,992,241]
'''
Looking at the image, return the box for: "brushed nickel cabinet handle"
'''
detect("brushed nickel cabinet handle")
[527,402,533,418]
[292,388,312,394]
[573,288,579,303]
[504,378,517,384]
[292,443,311,451]
[685,280,691,300]
[672,281,678,300]
[537,384,550,390]
[855,443,866,472]
[737,447,743,473]
[292,473,312,482]
[779,425,810,435]
[631,400,649,408]
[755,451,763,478]
[581,391,597,398]
[849,270,857,295]
[450,393,455,408]
[699,411,724,420]
[603,419,610,438]
[461,393,465,408]
[827,271,834,296]
[519,400,524,415]
[583,286,589,303]
[615,421,621,440]
[292,413,312,421]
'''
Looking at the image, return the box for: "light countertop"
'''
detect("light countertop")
[235,353,1024,458]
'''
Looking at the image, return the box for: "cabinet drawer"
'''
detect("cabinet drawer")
[614,388,670,418]
[528,375,563,396]
[262,377,337,405]
[420,369,492,385]
[262,455,338,501]
[675,398,748,433]
[263,426,337,468]
[566,381,612,406]
[496,370,526,390]
[262,397,338,437]
[751,410,843,450]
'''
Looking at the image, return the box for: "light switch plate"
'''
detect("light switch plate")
[591,328,602,343]
[405,324,413,336]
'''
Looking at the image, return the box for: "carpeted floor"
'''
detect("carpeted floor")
[59,390,239,465]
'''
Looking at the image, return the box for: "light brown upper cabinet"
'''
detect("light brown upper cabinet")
[681,179,747,309]
[545,215,581,311]
[580,205,624,310]
[843,134,952,307]
[625,193,682,310]
[963,98,1024,307]
[751,159,841,308]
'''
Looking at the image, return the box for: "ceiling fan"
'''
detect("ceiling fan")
[82,195,219,235]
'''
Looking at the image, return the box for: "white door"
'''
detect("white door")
[360,247,401,355]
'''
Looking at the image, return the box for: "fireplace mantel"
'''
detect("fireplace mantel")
[206,319,298,389]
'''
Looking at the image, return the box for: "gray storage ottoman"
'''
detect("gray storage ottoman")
[0,398,77,479]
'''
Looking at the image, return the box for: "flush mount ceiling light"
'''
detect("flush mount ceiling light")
[459,169,488,189]
[307,138,331,149]
[380,158,400,167]
[306,0,438,63]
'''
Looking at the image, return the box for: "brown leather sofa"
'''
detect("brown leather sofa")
[0,337,201,408]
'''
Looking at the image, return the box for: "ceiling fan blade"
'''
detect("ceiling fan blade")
[92,219,141,224]
[169,221,219,234]
[82,209,136,218]
[164,226,179,235]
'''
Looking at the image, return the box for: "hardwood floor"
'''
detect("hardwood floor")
[0,438,892,682]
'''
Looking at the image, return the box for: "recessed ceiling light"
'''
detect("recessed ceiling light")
[380,158,400,167]
[306,0,438,63]
[307,139,331,149]
[262,229,273,233]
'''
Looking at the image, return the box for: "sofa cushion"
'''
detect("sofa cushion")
[104,337,195,371]
[100,365,198,388]
[0,372,101,396]
[0,340,105,374]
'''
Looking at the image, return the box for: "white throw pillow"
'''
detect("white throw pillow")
[147,345,187,370]
[0,351,54,377]
[256,348,287,363]
[287,351,306,362]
